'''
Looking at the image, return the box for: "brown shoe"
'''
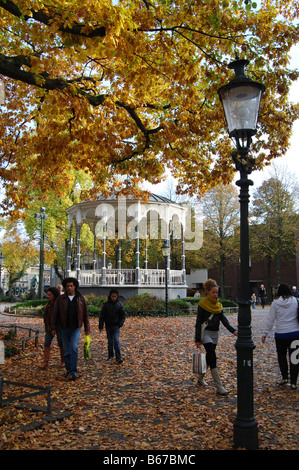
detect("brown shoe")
[66,374,77,381]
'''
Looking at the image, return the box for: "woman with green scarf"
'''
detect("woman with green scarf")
[195,279,237,395]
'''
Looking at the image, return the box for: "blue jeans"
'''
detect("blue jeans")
[106,326,121,360]
[44,329,63,348]
[60,328,81,377]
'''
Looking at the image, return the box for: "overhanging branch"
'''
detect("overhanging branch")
[0,0,106,38]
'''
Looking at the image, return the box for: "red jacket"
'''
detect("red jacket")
[51,291,90,334]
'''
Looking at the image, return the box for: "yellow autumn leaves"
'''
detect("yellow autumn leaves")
[0,0,298,214]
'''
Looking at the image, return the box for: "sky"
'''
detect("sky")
[148,44,299,196]
[249,43,299,188]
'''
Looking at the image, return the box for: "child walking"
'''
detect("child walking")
[99,289,126,363]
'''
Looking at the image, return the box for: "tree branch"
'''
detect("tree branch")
[0,0,105,38]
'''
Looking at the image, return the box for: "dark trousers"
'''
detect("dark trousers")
[106,326,121,360]
[203,342,217,369]
[275,337,299,385]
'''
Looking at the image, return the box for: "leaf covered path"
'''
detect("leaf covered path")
[0,310,298,450]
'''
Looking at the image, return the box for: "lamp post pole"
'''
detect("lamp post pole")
[218,57,265,450]
[161,240,170,317]
[233,149,258,450]
[34,207,47,299]
[0,253,3,291]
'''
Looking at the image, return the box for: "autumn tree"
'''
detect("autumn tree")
[195,183,240,297]
[1,233,39,292]
[0,0,298,218]
[250,168,299,289]
[0,169,95,281]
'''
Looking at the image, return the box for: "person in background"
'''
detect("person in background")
[39,287,64,370]
[195,278,237,395]
[262,283,299,390]
[259,284,267,308]
[99,289,126,364]
[291,286,299,298]
[251,292,256,309]
[57,284,64,295]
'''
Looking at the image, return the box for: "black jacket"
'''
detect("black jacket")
[195,305,236,343]
[52,291,90,334]
[99,299,125,329]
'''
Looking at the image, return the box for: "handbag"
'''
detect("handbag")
[192,352,207,374]
[201,313,213,340]
[84,334,91,360]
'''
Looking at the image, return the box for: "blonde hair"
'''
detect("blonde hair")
[204,278,218,294]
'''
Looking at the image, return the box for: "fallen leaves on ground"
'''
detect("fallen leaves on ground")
[0,311,298,450]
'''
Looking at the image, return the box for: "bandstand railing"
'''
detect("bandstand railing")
[71,269,185,286]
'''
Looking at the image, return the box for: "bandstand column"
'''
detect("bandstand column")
[76,224,81,281]
[92,226,97,284]
[117,239,122,270]
[93,227,97,271]
[67,227,72,276]
[181,227,186,284]
[165,222,170,288]
[144,236,148,270]
[102,222,107,285]
[117,239,122,284]
[135,217,140,285]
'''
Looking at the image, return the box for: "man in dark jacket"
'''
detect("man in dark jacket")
[51,277,90,380]
[99,289,125,363]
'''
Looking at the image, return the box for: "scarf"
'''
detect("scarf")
[198,295,222,314]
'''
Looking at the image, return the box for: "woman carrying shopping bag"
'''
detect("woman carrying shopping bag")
[195,279,237,395]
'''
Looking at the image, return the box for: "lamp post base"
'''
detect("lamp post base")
[233,418,259,450]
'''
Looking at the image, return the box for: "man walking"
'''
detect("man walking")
[51,277,90,381]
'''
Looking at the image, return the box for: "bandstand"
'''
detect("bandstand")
[65,193,188,299]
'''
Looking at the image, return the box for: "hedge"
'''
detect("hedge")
[9,292,237,318]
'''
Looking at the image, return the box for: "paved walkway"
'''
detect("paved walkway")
[0,307,298,451]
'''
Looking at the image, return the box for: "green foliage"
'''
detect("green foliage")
[124,293,190,317]
[11,292,236,318]
[3,328,17,358]
[4,345,17,358]
[14,299,48,308]
[85,293,107,317]
[3,328,17,340]
[124,293,164,314]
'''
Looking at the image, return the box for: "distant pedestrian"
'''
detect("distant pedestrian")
[51,277,90,381]
[251,292,256,309]
[195,279,237,395]
[259,284,266,308]
[262,283,299,390]
[291,286,299,298]
[99,289,125,363]
[57,284,64,295]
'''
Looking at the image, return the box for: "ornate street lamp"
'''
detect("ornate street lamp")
[161,240,170,317]
[34,207,48,299]
[218,57,265,450]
